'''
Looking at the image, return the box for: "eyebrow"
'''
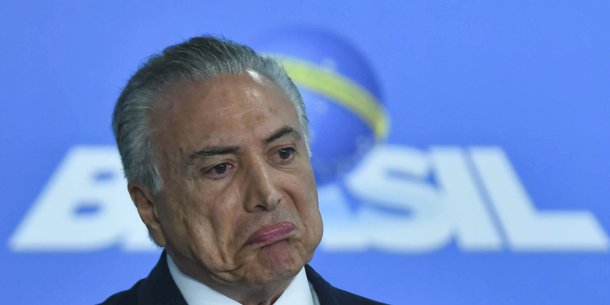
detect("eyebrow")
[265,126,301,144]
[189,146,240,161]
[187,126,301,163]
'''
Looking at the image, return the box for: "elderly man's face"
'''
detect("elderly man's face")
[135,72,323,291]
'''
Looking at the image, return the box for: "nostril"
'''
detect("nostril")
[254,203,268,211]
[257,197,281,211]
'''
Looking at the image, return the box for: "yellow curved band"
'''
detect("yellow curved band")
[278,57,389,140]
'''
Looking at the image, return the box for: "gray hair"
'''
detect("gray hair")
[112,36,308,194]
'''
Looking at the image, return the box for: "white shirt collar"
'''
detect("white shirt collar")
[167,254,319,305]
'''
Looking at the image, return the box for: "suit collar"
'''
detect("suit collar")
[142,252,339,305]
[305,265,340,305]
[138,251,187,305]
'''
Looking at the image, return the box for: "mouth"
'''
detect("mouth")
[245,221,296,247]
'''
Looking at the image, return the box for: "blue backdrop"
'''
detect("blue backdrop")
[1,1,609,304]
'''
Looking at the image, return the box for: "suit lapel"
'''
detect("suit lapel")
[305,265,341,305]
[137,251,188,305]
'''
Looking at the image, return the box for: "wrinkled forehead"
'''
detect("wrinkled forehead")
[148,71,301,155]
[151,70,290,118]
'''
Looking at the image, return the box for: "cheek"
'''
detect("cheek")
[158,187,217,245]
[187,188,248,251]
[291,171,322,236]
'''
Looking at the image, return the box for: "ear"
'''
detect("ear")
[128,182,167,247]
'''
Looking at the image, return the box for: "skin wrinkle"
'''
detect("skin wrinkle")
[131,72,322,305]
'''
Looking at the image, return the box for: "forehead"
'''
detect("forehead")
[150,72,301,154]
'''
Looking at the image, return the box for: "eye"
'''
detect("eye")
[205,162,234,179]
[276,147,296,162]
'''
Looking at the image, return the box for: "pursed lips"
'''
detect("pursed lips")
[245,221,296,247]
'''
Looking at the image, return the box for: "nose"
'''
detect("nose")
[244,157,282,212]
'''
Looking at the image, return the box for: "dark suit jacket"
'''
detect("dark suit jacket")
[99,252,386,305]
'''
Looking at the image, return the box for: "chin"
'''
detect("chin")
[251,240,309,284]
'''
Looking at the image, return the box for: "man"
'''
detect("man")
[101,36,385,305]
